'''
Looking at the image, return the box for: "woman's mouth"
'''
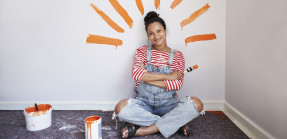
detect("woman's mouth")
[154,38,161,42]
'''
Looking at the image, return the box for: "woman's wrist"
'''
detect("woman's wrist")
[141,71,170,82]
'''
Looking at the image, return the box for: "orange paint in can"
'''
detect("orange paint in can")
[25,104,51,115]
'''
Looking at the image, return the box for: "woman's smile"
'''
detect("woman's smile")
[154,37,162,42]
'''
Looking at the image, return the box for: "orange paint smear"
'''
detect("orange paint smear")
[170,0,183,9]
[25,104,52,116]
[90,3,124,33]
[180,3,210,30]
[109,0,133,28]
[85,116,101,139]
[185,33,216,46]
[154,0,160,9]
[136,0,144,15]
[86,34,123,48]
[193,64,198,69]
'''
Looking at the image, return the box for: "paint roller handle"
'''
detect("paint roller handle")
[184,65,198,73]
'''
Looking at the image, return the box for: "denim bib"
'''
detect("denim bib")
[136,46,178,108]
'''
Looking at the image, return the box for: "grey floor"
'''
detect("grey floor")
[0,110,249,139]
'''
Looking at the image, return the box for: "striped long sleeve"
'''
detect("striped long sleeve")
[164,50,185,91]
[132,46,148,84]
[132,45,185,91]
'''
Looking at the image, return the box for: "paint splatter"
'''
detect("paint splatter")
[185,33,216,46]
[59,125,77,131]
[180,3,210,30]
[102,126,112,130]
[170,0,183,9]
[136,0,144,15]
[86,34,123,48]
[109,0,133,28]
[155,0,160,9]
[90,3,124,33]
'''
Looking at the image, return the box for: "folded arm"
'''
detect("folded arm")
[132,48,185,91]
[142,70,183,88]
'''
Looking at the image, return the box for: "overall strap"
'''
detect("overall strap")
[146,45,152,62]
[168,49,175,65]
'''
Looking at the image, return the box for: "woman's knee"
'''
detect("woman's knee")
[115,99,129,115]
[190,97,203,112]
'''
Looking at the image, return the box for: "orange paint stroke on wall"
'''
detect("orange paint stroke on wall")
[155,0,160,9]
[170,0,183,9]
[86,34,123,48]
[185,33,216,46]
[109,0,133,28]
[136,0,144,15]
[90,3,124,33]
[180,3,210,30]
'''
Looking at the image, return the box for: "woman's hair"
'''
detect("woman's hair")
[144,11,166,32]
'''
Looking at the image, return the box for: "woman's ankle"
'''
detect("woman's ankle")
[136,124,159,136]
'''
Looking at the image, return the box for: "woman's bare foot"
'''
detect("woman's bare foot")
[121,127,129,138]
[180,124,190,136]
[121,124,140,138]
[121,124,159,138]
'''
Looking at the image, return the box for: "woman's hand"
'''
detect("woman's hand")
[168,71,184,80]
[139,62,145,69]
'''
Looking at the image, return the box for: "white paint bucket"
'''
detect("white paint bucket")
[85,115,102,139]
[24,104,52,131]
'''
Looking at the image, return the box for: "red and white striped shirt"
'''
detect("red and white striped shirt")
[132,45,185,91]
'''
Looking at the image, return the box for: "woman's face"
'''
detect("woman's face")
[147,22,166,47]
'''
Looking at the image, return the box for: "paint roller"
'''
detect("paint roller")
[184,65,198,73]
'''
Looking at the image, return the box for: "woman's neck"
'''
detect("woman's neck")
[152,43,170,53]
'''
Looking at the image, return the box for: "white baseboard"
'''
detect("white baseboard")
[202,101,224,111]
[0,101,224,111]
[0,101,116,111]
[223,102,275,139]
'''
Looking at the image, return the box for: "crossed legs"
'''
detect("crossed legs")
[114,97,203,138]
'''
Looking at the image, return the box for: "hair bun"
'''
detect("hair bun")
[144,11,166,31]
[144,11,159,24]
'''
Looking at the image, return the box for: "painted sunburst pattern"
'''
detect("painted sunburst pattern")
[86,0,216,48]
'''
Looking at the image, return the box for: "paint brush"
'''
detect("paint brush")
[35,103,39,111]
[185,65,198,73]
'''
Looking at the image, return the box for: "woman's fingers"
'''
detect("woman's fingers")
[169,71,184,80]
[139,62,145,68]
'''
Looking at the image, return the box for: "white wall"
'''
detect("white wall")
[226,0,287,138]
[0,1,225,104]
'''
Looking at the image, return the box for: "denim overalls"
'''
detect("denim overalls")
[135,46,178,117]
[115,46,202,138]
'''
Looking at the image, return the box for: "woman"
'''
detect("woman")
[113,11,204,138]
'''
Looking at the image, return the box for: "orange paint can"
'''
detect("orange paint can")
[24,104,52,131]
[85,115,102,139]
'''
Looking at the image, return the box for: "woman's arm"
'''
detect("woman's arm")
[141,51,185,89]
[132,47,185,90]
[132,47,148,81]
[141,70,184,82]
[143,70,184,88]
[164,51,185,91]
[145,81,167,88]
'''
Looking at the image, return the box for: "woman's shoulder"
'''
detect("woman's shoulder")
[173,49,184,58]
[136,45,148,53]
